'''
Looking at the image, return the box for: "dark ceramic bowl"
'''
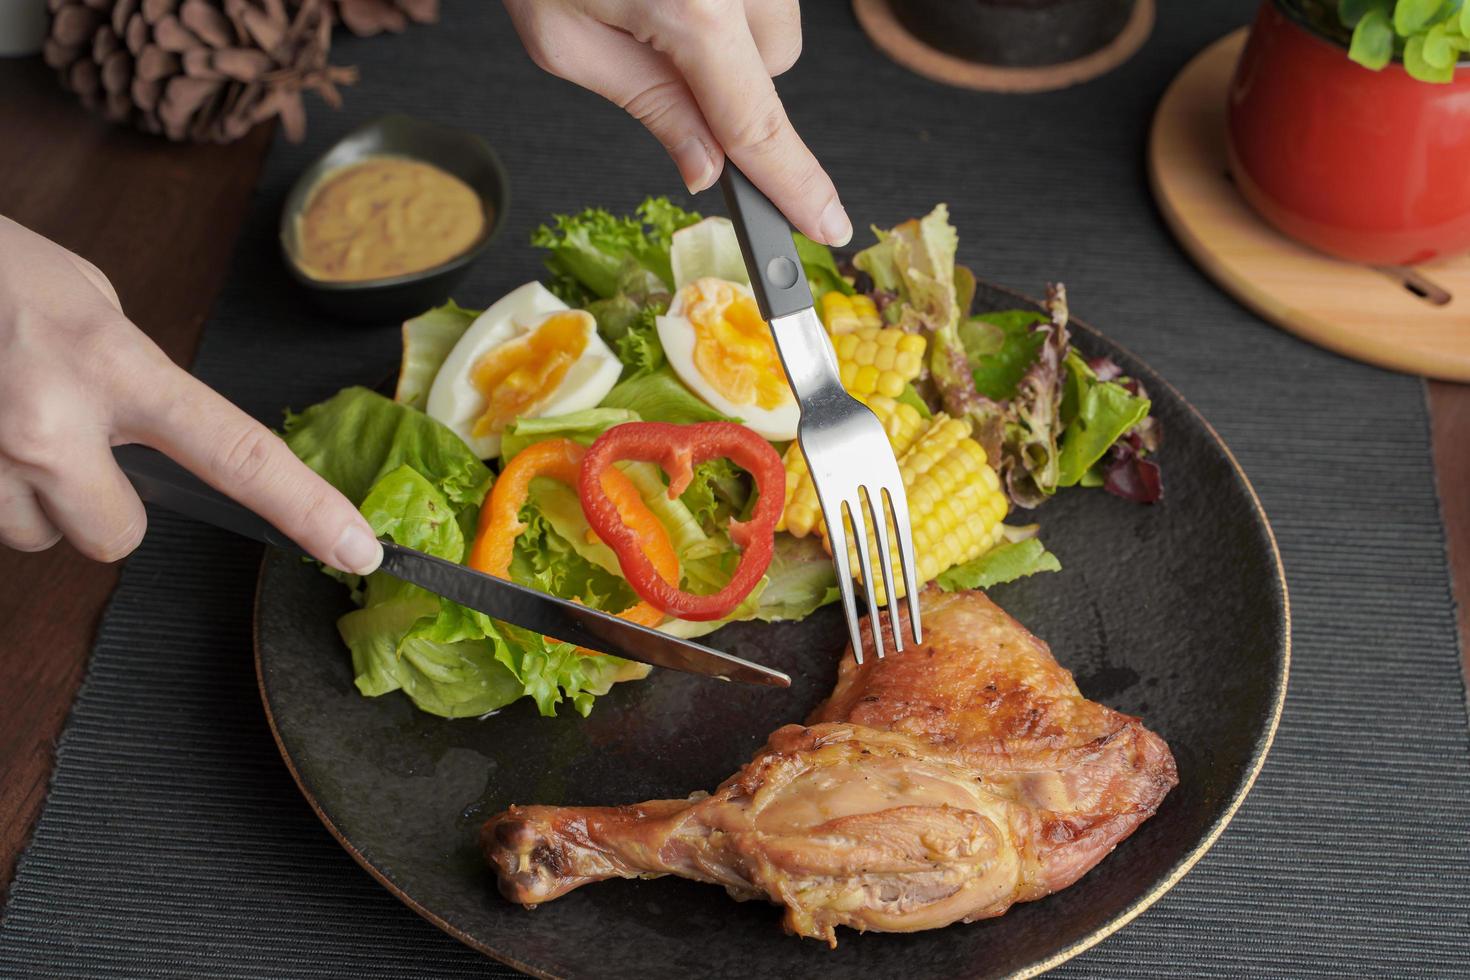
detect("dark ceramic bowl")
[280,114,508,322]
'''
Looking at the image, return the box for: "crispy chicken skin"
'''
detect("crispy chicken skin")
[482,588,1176,945]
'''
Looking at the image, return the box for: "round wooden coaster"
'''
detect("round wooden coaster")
[1149,30,1470,382]
[852,0,1154,94]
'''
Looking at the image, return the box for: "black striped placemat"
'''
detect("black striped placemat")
[3,1,1468,976]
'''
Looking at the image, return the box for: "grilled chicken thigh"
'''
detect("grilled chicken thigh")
[482,588,1176,944]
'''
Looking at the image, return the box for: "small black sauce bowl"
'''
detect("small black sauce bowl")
[280,114,508,323]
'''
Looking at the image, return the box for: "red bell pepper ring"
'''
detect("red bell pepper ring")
[578,421,785,622]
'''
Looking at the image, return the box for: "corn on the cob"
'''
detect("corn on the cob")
[840,413,1010,602]
[819,292,881,334]
[833,327,927,400]
[778,395,926,537]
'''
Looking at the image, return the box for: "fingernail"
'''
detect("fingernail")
[333,523,383,576]
[819,199,853,247]
[672,138,716,193]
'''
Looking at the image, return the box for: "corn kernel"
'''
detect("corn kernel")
[828,411,1012,603]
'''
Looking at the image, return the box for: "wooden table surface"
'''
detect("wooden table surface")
[1,52,1467,899]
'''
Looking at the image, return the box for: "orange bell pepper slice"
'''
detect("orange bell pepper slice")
[468,438,679,639]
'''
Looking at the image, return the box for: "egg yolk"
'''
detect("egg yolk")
[470,311,589,439]
[681,279,792,410]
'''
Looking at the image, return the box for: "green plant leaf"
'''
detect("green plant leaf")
[1395,0,1447,36]
[1422,19,1461,65]
[1462,0,1470,35]
[1350,7,1397,69]
[1406,32,1458,78]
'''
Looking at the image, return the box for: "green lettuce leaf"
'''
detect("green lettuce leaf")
[679,457,749,532]
[396,602,644,718]
[854,206,959,330]
[615,323,666,379]
[394,301,480,411]
[339,595,561,720]
[335,471,529,719]
[616,459,716,565]
[965,310,1049,400]
[531,197,700,302]
[935,539,1061,591]
[662,534,841,638]
[514,480,636,611]
[1056,352,1151,488]
[669,216,750,288]
[340,462,645,720]
[491,625,645,717]
[359,464,465,560]
[600,365,734,425]
[954,263,978,319]
[337,595,438,697]
[395,606,527,717]
[658,576,770,639]
[499,408,639,461]
[585,284,669,381]
[532,210,651,303]
[897,383,933,419]
[284,386,491,509]
[637,196,704,280]
[794,232,854,300]
[755,533,840,621]
[855,206,1004,455]
[999,289,1070,508]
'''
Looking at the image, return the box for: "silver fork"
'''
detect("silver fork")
[719,165,922,663]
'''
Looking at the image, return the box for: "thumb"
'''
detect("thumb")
[131,367,381,575]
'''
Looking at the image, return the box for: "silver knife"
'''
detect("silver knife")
[113,444,790,688]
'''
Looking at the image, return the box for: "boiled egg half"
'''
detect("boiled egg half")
[656,277,798,440]
[427,281,621,459]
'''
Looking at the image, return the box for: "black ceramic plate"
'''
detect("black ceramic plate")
[255,281,1289,979]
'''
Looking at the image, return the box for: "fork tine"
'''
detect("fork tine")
[848,492,886,662]
[818,489,865,665]
[870,486,902,654]
[885,480,923,645]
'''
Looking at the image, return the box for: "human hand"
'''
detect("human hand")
[503,0,851,247]
[0,216,383,574]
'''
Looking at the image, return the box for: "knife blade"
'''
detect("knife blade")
[113,444,790,688]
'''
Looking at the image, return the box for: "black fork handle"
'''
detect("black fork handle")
[718,163,813,321]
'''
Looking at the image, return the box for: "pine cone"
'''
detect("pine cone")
[323,0,436,37]
[44,0,357,144]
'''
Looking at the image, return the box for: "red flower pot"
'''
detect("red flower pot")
[1226,0,1470,266]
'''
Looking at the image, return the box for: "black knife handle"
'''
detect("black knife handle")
[114,444,308,557]
[719,163,812,321]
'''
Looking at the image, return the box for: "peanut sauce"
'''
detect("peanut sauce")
[295,157,485,282]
